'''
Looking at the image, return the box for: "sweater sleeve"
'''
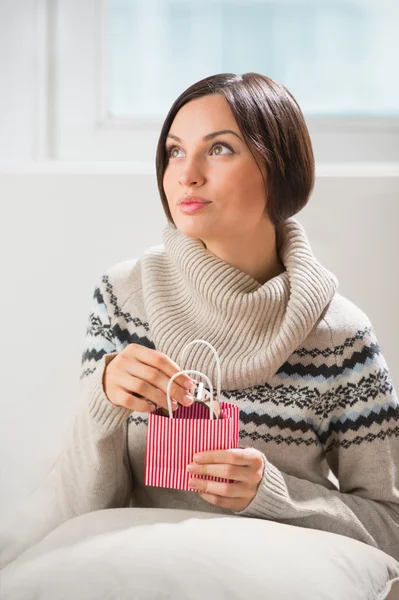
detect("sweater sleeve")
[0,274,132,570]
[235,324,399,562]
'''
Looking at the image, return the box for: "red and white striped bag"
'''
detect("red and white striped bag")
[144,340,240,491]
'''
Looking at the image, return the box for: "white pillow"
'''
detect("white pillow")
[1,508,398,600]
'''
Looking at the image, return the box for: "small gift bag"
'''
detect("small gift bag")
[144,340,240,491]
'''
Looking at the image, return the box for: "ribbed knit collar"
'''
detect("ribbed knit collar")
[140,218,338,390]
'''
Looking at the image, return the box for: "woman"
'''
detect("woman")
[1,72,398,568]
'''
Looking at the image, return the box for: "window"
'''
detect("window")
[107,0,399,119]
[51,0,399,164]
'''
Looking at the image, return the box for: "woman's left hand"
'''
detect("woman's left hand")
[186,447,265,512]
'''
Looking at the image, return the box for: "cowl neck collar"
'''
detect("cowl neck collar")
[140,218,338,390]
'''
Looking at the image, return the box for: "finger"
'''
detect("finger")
[121,360,194,407]
[197,493,248,511]
[128,345,195,390]
[113,382,179,413]
[187,462,248,483]
[118,388,159,413]
[193,448,252,467]
[188,478,246,498]
[129,392,181,413]
[129,377,188,411]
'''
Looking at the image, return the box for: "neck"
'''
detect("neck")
[200,221,285,285]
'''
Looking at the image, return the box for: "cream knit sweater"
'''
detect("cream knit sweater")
[1,218,398,569]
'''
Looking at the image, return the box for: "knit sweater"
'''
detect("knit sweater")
[1,218,399,569]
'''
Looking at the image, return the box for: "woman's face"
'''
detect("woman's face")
[163,94,271,242]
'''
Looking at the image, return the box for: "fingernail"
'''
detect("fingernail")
[184,394,194,405]
[183,380,193,389]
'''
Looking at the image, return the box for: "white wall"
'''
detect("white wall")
[0,172,398,517]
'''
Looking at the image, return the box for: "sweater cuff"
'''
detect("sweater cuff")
[86,353,132,434]
[234,454,287,519]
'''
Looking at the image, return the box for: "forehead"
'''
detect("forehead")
[169,94,238,137]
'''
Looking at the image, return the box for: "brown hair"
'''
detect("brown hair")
[155,72,315,227]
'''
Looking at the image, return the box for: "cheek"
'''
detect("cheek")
[162,170,174,205]
[225,164,266,207]
[162,169,170,193]
[236,163,265,190]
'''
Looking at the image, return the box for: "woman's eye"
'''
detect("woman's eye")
[211,143,232,156]
[168,146,182,159]
[167,142,233,159]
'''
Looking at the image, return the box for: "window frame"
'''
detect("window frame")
[44,0,399,166]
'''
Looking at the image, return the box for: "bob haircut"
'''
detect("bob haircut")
[155,72,315,228]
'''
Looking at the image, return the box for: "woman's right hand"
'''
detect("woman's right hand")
[103,343,196,413]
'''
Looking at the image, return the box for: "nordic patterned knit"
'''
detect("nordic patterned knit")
[1,217,399,569]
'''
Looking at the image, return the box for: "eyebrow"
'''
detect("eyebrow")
[166,129,244,143]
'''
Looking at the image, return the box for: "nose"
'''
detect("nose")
[178,159,205,187]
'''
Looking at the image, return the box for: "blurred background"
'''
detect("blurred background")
[0,0,398,517]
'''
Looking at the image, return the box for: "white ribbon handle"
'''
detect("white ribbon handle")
[179,340,222,404]
[166,370,214,419]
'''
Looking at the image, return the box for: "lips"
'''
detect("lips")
[178,195,211,205]
[179,202,210,214]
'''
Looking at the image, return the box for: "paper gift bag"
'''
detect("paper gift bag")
[144,340,240,491]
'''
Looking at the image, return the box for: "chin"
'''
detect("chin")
[173,216,210,239]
